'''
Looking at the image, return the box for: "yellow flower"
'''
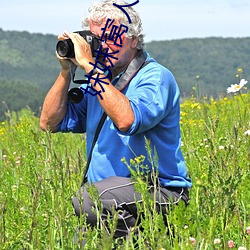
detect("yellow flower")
[135,157,141,164]
[130,159,135,165]
[237,67,243,73]
[191,103,201,109]
[180,111,187,117]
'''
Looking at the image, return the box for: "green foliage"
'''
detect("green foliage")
[0,93,249,249]
[0,29,60,90]
[0,109,85,249]
[0,29,61,121]
[1,29,250,119]
[180,94,250,249]
[0,79,46,121]
[146,37,250,98]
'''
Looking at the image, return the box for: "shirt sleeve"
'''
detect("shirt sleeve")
[56,91,88,133]
[119,63,180,135]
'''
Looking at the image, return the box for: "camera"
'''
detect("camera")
[56,30,101,58]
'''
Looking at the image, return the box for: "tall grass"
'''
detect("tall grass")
[0,93,249,249]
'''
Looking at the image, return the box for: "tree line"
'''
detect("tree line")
[0,28,249,120]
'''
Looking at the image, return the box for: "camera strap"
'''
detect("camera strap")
[81,50,149,186]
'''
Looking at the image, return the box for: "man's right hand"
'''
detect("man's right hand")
[56,33,79,71]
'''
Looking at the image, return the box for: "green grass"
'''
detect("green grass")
[0,93,249,249]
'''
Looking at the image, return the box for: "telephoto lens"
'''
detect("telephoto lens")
[56,39,75,58]
[56,31,101,58]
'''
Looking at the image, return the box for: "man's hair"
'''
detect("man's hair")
[82,0,145,49]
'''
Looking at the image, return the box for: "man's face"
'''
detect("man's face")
[89,19,137,74]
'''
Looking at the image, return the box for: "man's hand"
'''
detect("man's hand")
[56,33,78,72]
[62,31,95,73]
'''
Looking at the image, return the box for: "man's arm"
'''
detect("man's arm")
[64,31,135,132]
[40,32,83,132]
[40,68,71,132]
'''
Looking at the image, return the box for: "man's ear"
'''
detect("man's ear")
[131,36,139,49]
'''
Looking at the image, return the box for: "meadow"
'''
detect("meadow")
[0,90,249,249]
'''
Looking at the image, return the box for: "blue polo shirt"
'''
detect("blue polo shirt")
[57,53,192,188]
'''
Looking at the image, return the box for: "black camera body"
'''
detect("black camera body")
[56,30,101,58]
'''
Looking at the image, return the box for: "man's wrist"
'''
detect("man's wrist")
[60,68,71,79]
[86,68,105,76]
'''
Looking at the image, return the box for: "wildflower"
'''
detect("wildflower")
[130,159,135,165]
[189,237,196,246]
[227,79,248,93]
[135,157,141,164]
[42,213,48,221]
[237,67,243,73]
[12,185,18,192]
[246,226,250,235]
[228,240,235,248]
[20,207,25,214]
[196,180,202,185]
[219,145,224,150]
[244,130,250,136]
[191,103,201,109]
[69,164,74,171]
[214,238,221,244]
[121,157,126,163]
[238,247,246,250]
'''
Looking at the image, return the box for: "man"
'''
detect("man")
[40,0,192,242]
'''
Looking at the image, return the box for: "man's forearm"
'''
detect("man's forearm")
[40,70,71,132]
[90,75,135,132]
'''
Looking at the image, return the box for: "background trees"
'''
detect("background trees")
[0,28,249,120]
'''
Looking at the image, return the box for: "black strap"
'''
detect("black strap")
[81,112,107,185]
[115,49,147,91]
[81,50,149,185]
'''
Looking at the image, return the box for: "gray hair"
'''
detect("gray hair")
[82,0,145,49]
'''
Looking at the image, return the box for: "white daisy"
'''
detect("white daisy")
[227,79,248,93]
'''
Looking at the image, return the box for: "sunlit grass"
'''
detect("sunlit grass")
[0,94,249,249]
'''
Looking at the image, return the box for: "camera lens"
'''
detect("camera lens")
[68,88,84,103]
[56,39,75,58]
